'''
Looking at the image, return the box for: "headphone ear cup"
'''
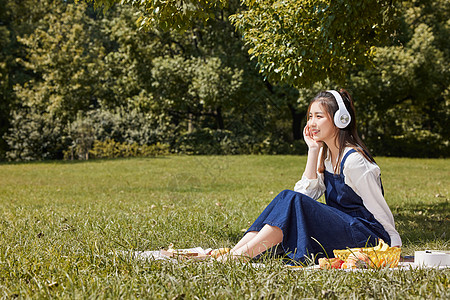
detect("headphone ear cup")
[327,90,351,129]
[334,109,351,129]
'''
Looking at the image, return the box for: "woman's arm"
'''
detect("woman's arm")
[344,153,402,247]
[302,124,322,179]
[293,125,326,200]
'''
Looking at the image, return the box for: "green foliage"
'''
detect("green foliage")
[151,55,244,130]
[349,0,450,157]
[83,0,228,31]
[231,0,397,87]
[66,112,96,160]
[14,0,108,122]
[87,0,397,88]
[0,0,48,159]
[98,5,162,110]
[3,106,174,161]
[1,0,448,160]
[72,108,169,145]
[172,128,307,155]
[172,128,238,155]
[3,109,68,161]
[81,138,169,159]
[65,108,173,160]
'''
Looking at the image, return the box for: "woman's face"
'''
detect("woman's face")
[308,101,338,145]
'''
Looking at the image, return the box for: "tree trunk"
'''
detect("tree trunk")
[188,113,193,133]
[288,104,304,141]
[215,106,224,130]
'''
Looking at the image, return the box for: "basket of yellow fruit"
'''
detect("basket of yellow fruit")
[333,239,401,269]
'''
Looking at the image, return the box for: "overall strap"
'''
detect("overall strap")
[340,149,357,174]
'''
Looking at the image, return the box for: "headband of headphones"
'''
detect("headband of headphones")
[327,90,351,129]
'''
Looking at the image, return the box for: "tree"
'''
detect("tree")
[0,0,48,158]
[14,0,108,123]
[4,108,68,161]
[82,0,227,31]
[85,0,397,88]
[231,0,397,87]
[96,4,162,110]
[151,56,243,131]
[83,0,399,143]
[4,0,445,159]
[348,0,449,157]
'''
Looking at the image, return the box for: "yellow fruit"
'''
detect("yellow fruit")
[334,239,401,268]
[318,257,345,269]
[210,248,231,259]
[341,261,356,269]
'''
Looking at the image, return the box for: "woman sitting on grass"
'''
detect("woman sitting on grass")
[219,89,401,263]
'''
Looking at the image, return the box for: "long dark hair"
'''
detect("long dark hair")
[307,89,375,173]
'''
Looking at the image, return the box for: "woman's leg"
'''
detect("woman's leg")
[232,224,283,258]
[231,231,258,252]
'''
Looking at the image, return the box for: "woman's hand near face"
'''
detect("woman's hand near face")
[303,124,323,151]
[302,124,322,180]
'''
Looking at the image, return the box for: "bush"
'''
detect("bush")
[370,130,450,158]
[171,128,308,155]
[3,107,175,161]
[71,108,167,145]
[5,106,444,161]
[172,129,239,155]
[65,108,174,160]
[3,109,69,161]
[85,138,170,159]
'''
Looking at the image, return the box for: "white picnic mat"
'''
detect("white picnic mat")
[288,262,450,271]
[117,249,450,270]
[118,247,211,261]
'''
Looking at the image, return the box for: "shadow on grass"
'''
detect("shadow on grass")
[392,198,449,244]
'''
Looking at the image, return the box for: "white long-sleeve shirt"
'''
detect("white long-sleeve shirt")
[294,147,402,247]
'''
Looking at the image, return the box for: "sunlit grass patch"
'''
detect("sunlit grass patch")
[0,156,448,298]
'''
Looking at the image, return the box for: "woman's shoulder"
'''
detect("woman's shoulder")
[343,147,380,175]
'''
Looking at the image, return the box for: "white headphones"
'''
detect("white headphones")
[327,90,351,129]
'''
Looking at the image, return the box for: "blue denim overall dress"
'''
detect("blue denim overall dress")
[246,149,391,262]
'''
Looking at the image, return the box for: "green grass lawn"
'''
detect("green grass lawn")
[0,156,448,298]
